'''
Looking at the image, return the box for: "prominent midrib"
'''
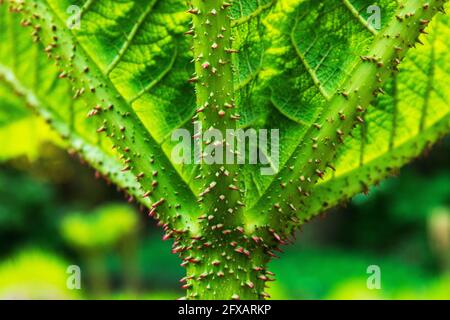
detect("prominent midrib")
[190,0,244,223]
[7,0,199,232]
[305,112,450,218]
[253,0,382,202]
[40,0,198,202]
[0,63,152,210]
[248,0,448,228]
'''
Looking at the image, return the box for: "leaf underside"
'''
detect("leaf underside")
[0,0,449,233]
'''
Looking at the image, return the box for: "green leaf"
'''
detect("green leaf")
[245,0,450,229]
[298,4,450,220]
[1,0,449,300]
[1,0,448,225]
[61,204,139,250]
[0,0,448,235]
[0,65,153,210]
[1,0,198,232]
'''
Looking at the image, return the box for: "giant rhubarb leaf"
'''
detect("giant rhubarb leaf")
[0,0,448,299]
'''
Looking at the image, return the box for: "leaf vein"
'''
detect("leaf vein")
[341,0,378,35]
[105,0,159,76]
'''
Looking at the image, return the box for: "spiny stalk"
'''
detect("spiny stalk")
[179,0,280,299]
[8,0,198,234]
[2,0,448,301]
[189,0,242,218]
[249,0,448,239]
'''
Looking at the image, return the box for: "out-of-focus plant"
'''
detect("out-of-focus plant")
[267,247,450,299]
[60,204,139,296]
[61,204,138,250]
[0,83,60,161]
[428,207,450,274]
[344,170,449,270]
[0,249,81,300]
[0,169,59,255]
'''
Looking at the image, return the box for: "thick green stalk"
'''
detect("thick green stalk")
[183,243,271,300]
[180,0,272,300]
[190,0,241,215]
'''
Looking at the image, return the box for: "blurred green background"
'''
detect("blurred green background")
[0,137,448,300]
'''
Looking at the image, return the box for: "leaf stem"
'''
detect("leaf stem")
[249,0,448,235]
